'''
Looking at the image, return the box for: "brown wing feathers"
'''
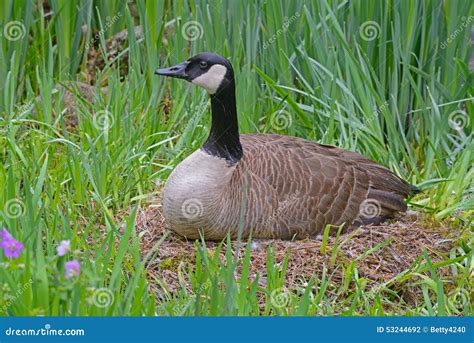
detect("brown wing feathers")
[239,134,414,237]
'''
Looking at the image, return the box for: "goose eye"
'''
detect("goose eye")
[199,61,208,69]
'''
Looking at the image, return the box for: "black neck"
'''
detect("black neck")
[201,77,242,164]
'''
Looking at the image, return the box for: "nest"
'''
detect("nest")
[135,197,457,306]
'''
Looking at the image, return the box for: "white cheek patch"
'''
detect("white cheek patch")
[192,64,227,94]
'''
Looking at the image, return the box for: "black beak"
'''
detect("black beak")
[155,61,189,80]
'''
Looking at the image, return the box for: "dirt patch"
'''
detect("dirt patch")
[135,197,458,303]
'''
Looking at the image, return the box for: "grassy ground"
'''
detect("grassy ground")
[0,0,472,316]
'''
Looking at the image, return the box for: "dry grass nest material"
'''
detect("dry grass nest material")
[135,198,459,299]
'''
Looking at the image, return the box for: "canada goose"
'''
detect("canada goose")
[156,52,418,240]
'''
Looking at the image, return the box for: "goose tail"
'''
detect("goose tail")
[410,184,421,195]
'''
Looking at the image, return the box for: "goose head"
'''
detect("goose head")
[155,52,234,95]
[156,52,242,163]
